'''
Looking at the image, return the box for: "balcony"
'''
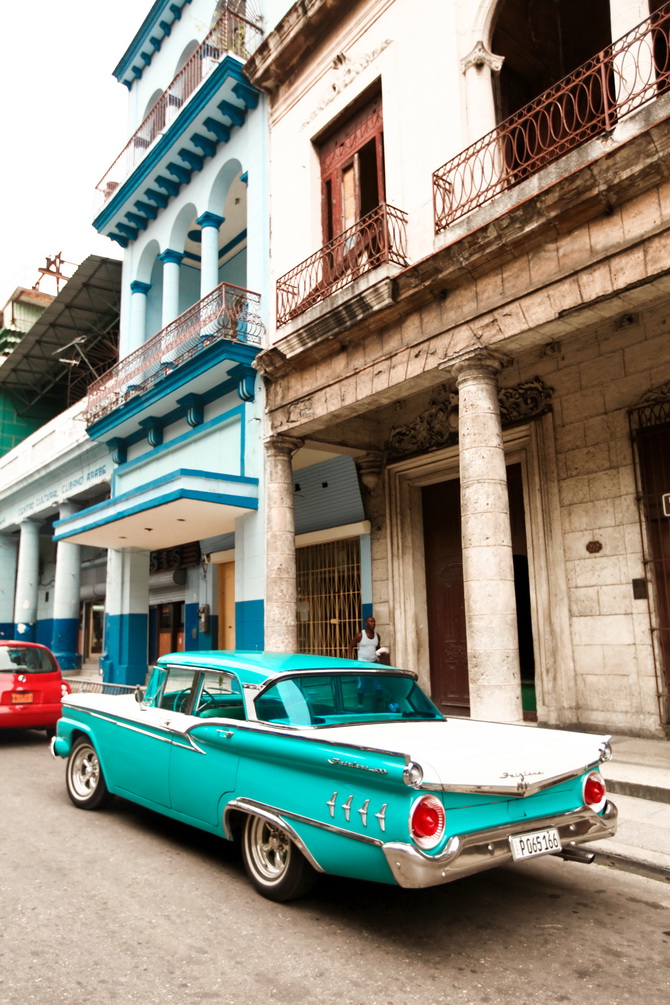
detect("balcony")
[276,203,408,327]
[433,3,670,232]
[84,282,264,426]
[96,3,263,217]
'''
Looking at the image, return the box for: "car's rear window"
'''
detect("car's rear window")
[0,646,57,673]
[255,672,444,727]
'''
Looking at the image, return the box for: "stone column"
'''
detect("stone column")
[158,249,184,327]
[443,346,523,723]
[0,534,18,640]
[461,42,505,145]
[51,503,81,670]
[197,212,225,298]
[609,0,652,106]
[128,280,151,355]
[101,548,150,685]
[264,434,303,652]
[13,520,41,641]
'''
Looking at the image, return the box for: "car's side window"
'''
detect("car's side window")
[156,668,199,713]
[193,672,246,720]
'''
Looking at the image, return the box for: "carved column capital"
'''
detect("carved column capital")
[460,41,505,75]
[264,433,304,459]
[439,346,513,383]
[356,451,383,491]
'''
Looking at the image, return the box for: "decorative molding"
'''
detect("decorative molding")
[498,377,554,426]
[386,378,553,460]
[387,394,459,460]
[639,380,670,403]
[460,41,505,75]
[302,39,392,128]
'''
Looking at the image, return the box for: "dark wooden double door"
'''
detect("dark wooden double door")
[422,465,535,716]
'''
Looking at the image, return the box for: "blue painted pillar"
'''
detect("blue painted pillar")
[101,548,149,686]
[13,520,40,641]
[0,534,18,639]
[51,503,81,670]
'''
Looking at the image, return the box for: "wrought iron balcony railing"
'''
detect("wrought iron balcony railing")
[96,4,263,202]
[85,282,264,424]
[433,2,670,232]
[276,203,409,327]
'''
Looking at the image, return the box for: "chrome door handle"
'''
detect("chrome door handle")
[216,729,234,739]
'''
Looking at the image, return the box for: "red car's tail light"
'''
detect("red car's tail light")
[410,795,446,849]
[583,771,607,812]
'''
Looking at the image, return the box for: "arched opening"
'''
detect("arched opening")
[492,0,612,120]
[491,0,614,178]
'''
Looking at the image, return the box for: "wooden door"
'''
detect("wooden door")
[218,562,235,649]
[422,478,469,713]
[422,465,535,716]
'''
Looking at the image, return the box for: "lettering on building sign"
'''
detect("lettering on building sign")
[150,541,201,573]
[12,465,108,522]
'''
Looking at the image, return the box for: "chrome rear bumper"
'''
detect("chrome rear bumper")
[382,801,618,889]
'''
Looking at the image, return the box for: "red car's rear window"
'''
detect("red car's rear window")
[0,646,57,673]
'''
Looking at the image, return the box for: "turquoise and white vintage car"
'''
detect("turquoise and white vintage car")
[52,652,617,901]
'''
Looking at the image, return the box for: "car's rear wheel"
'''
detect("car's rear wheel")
[66,737,111,810]
[241,814,316,901]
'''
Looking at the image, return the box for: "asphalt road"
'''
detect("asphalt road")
[1,729,669,1005]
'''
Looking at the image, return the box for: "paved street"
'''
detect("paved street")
[1,729,669,1005]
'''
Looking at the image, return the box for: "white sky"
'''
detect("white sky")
[0,1,149,307]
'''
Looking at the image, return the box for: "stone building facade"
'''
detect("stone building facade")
[248,0,670,736]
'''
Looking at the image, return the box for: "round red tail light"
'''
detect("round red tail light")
[410,795,446,849]
[583,771,606,812]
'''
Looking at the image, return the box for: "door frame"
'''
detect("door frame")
[385,417,574,722]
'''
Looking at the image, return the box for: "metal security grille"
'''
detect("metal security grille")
[629,393,670,727]
[296,538,361,658]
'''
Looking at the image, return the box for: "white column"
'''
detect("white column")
[444,346,523,724]
[158,249,184,327]
[461,42,505,145]
[128,280,151,354]
[264,434,303,651]
[609,0,653,107]
[52,502,81,670]
[101,548,150,685]
[196,212,225,298]
[13,520,41,640]
[0,534,18,639]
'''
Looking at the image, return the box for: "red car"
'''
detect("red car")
[0,641,71,738]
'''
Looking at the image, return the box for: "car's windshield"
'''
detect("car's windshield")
[255,672,443,727]
[0,646,56,673]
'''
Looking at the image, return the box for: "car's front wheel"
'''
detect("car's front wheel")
[241,814,316,901]
[65,737,112,810]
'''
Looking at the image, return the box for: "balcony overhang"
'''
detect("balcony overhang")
[94,57,259,246]
[86,339,259,443]
[113,0,193,90]
[53,469,258,550]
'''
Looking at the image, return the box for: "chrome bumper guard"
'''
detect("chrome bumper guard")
[382,801,618,889]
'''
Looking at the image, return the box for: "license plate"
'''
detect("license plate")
[510,827,561,861]
[11,692,34,704]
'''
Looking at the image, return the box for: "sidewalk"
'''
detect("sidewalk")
[583,734,670,883]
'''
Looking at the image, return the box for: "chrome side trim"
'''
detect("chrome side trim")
[421,761,606,798]
[382,801,618,889]
[224,796,385,856]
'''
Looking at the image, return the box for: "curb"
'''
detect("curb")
[606,779,670,804]
[584,847,670,884]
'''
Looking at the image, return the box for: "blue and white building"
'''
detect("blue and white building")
[53,0,275,684]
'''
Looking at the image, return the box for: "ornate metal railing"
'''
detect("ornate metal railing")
[276,204,409,327]
[85,282,264,423]
[433,2,670,232]
[96,3,263,202]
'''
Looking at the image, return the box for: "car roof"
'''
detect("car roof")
[0,640,52,650]
[155,650,396,687]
